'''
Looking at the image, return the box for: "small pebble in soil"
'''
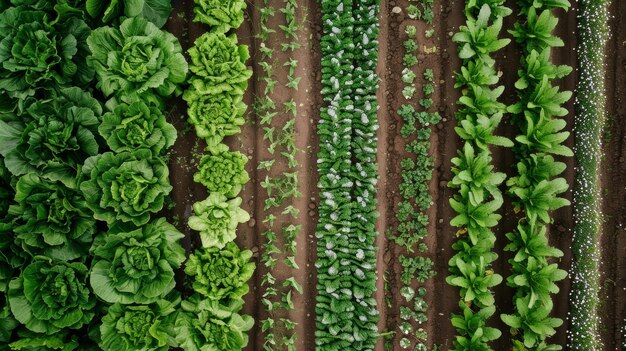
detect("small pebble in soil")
[392,6,402,14]
[248,218,256,228]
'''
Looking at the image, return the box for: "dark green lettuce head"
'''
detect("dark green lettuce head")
[174,295,253,351]
[192,0,246,33]
[0,295,17,343]
[85,0,172,28]
[99,296,179,351]
[193,145,249,198]
[98,100,177,154]
[0,87,102,188]
[185,242,254,302]
[0,5,93,99]
[10,174,95,261]
[8,256,95,334]
[90,218,185,304]
[80,150,172,226]
[87,16,188,102]
[188,32,251,96]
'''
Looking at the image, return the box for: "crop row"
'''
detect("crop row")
[502,0,573,348]
[447,2,512,349]
[0,1,189,349]
[253,0,305,349]
[567,0,611,348]
[315,0,381,349]
[181,0,256,350]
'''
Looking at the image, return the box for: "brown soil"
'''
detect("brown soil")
[164,0,626,349]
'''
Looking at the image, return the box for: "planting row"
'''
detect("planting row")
[315,0,381,349]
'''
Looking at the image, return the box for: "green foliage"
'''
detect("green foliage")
[187,32,252,96]
[87,17,188,101]
[451,302,502,350]
[0,87,102,187]
[502,297,563,349]
[80,150,172,226]
[99,100,177,154]
[187,193,250,249]
[10,174,95,260]
[175,295,253,351]
[99,297,179,351]
[185,242,254,302]
[0,4,93,100]
[90,218,185,304]
[193,0,246,33]
[453,5,510,66]
[8,256,95,334]
[85,0,172,28]
[193,147,249,198]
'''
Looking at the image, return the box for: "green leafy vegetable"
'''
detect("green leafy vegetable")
[98,100,177,154]
[192,0,246,33]
[193,147,249,198]
[8,256,95,334]
[187,32,252,96]
[99,297,179,351]
[174,295,253,351]
[90,218,185,304]
[10,174,95,260]
[185,242,254,301]
[0,87,102,187]
[0,4,93,99]
[87,17,187,101]
[183,88,246,147]
[80,150,172,226]
[187,193,250,249]
[85,0,172,28]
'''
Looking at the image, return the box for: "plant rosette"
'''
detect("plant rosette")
[0,87,102,187]
[175,295,253,351]
[185,242,254,301]
[183,87,247,147]
[187,32,252,96]
[188,193,250,249]
[85,0,173,28]
[90,218,185,304]
[80,149,172,226]
[99,99,177,155]
[99,296,180,351]
[192,0,247,33]
[87,16,188,101]
[10,174,96,261]
[193,146,249,199]
[8,256,95,334]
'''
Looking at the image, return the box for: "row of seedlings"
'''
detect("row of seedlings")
[447,1,513,349]
[386,13,440,351]
[316,0,382,349]
[254,0,305,349]
[0,1,187,349]
[501,0,573,348]
[568,0,611,347]
[179,1,256,350]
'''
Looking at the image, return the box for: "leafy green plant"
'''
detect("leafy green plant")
[453,5,510,66]
[85,0,172,28]
[87,17,188,101]
[8,256,95,334]
[193,0,246,33]
[188,193,250,249]
[193,147,249,198]
[0,87,102,187]
[187,32,252,96]
[80,150,172,226]
[99,297,179,351]
[10,174,95,260]
[451,302,502,350]
[185,242,254,301]
[175,295,253,351]
[99,100,177,154]
[0,4,93,100]
[502,297,563,349]
[90,218,185,304]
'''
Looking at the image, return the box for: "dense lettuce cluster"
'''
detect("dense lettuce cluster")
[194,148,249,198]
[87,17,188,102]
[90,218,185,304]
[86,0,172,28]
[188,194,250,248]
[80,150,172,226]
[192,0,246,33]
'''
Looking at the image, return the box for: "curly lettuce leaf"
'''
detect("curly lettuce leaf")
[90,218,185,304]
[193,146,249,198]
[87,17,187,102]
[188,193,249,249]
[80,150,172,226]
[193,0,246,33]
